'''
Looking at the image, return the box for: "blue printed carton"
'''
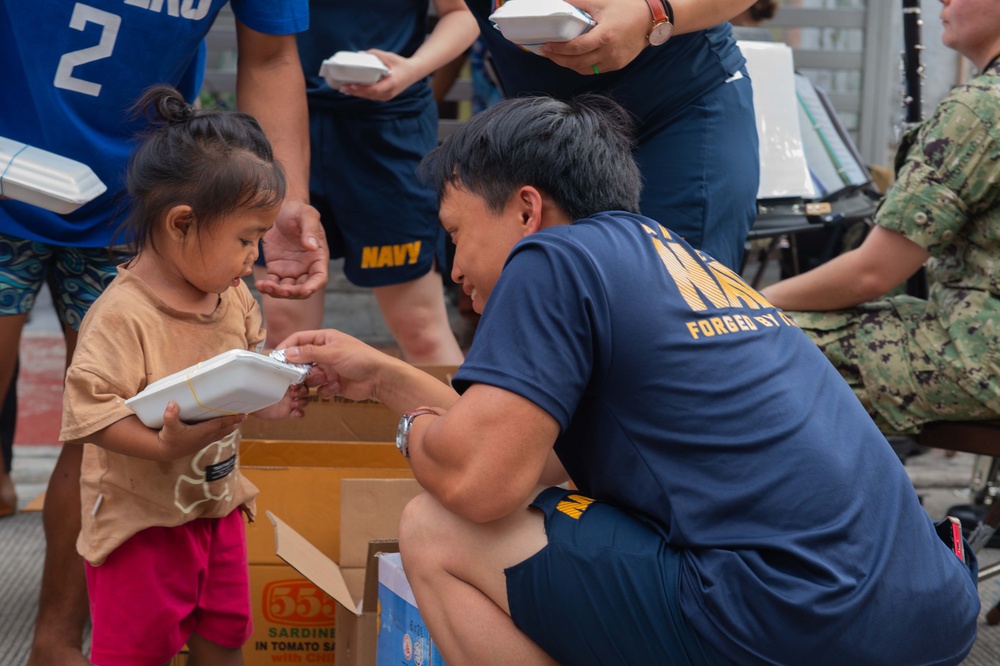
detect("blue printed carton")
[377,553,446,666]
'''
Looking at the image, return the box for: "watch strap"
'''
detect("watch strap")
[660,0,675,25]
[643,0,668,24]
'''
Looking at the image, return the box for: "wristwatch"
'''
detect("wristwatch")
[644,0,674,47]
[395,408,438,459]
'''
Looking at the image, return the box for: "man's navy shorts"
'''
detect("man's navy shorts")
[505,487,733,666]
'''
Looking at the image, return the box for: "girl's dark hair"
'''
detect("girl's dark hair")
[417,94,642,220]
[115,85,286,256]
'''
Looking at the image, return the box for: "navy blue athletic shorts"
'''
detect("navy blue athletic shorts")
[505,487,733,666]
[305,103,447,288]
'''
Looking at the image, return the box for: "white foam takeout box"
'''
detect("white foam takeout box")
[319,51,391,87]
[489,0,595,55]
[125,349,311,428]
[0,136,107,215]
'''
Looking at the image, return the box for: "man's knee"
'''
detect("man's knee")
[399,491,441,548]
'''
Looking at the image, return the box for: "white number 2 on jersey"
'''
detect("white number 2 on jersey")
[54,3,121,97]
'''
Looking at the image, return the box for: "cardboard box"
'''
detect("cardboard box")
[240,431,419,665]
[270,477,425,666]
[376,552,446,666]
[241,439,412,566]
[240,365,458,442]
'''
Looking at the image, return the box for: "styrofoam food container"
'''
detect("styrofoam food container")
[319,51,390,87]
[489,0,595,55]
[125,349,310,428]
[0,136,107,215]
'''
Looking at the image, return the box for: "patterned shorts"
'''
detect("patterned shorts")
[0,233,124,330]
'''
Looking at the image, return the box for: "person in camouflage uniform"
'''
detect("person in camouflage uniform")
[760,0,1000,436]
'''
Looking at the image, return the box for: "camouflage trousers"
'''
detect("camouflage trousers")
[788,296,999,436]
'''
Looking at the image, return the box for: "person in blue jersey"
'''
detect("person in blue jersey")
[466,0,761,272]
[0,2,327,665]
[278,96,980,666]
[257,0,477,363]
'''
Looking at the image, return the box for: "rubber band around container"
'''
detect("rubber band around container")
[185,364,240,417]
[0,143,29,197]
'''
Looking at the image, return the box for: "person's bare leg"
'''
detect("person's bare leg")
[28,324,90,666]
[0,468,15,516]
[373,270,464,365]
[0,314,26,517]
[186,633,245,666]
[253,265,326,348]
[398,490,558,666]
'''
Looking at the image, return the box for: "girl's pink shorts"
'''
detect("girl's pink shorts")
[85,509,252,665]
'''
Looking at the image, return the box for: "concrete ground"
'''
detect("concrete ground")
[2,257,1000,664]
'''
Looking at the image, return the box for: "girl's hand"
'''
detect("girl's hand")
[155,401,246,457]
[253,383,309,420]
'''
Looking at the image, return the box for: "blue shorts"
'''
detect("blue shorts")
[634,68,758,271]
[0,233,123,330]
[505,487,733,666]
[307,104,447,288]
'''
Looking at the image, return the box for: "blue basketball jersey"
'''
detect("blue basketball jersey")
[0,0,307,247]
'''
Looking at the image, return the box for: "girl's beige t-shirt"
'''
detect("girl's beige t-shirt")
[61,267,265,565]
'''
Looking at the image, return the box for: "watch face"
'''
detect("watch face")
[396,414,409,450]
[649,21,673,46]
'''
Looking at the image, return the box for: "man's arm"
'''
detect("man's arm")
[235,21,329,299]
[542,0,757,74]
[280,329,560,523]
[407,384,560,524]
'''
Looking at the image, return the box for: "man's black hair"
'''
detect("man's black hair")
[418,95,642,220]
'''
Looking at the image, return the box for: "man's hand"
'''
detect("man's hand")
[256,200,329,299]
[278,329,385,402]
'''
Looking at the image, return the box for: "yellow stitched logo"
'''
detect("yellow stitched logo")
[556,494,595,519]
[360,241,422,269]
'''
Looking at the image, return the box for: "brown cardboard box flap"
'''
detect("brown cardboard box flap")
[268,510,361,616]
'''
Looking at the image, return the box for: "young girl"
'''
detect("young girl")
[60,85,309,666]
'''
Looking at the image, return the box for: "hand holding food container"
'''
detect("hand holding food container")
[488,0,596,56]
[0,135,106,214]
[125,349,312,428]
[319,51,392,88]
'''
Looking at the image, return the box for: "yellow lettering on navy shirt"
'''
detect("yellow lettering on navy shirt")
[556,494,595,519]
[641,224,792,341]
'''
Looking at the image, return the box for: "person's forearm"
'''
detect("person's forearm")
[760,225,930,311]
[407,8,479,80]
[372,358,461,415]
[236,37,311,204]
[669,0,757,34]
[760,250,891,312]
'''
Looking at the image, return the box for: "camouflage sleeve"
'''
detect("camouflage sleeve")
[876,91,1000,255]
